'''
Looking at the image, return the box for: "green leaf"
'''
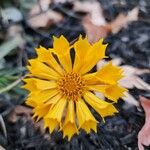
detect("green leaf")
[0,35,24,60]
[0,67,26,76]
[0,76,24,94]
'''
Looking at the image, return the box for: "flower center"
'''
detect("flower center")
[58,72,85,101]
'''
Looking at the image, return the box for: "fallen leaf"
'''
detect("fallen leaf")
[8,105,45,133]
[7,25,24,38]
[107,7,139,34]
[138,96,150,150]
[0,145,6,150]
[73,0,108,43]
[28,9,63,28]
[27,0,63,28]
[81,7,139,43]
[119,65,150,90]
[74,0,106,26]
[111,58,123,66]
[29,0,52,16]
[54,0,73,4]
[82,15,109,43]
[8,105,32,123]
[122,92,139,107]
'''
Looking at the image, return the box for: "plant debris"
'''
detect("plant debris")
[138,96,150,150]
[82,6,139,43]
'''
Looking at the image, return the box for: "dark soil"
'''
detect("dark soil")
[0,0,150,150]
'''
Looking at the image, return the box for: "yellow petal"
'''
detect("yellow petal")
[33,103,51,121]
[25,90,41,107]
[52,35,72,72]
[22,78,37,92]
[34,78,57,90]
[96,62,124,84]
[83,72,100,85]
[44,97,67,133]
[87,84,127,102]
[62,100,78,140]
[23,78,57,91]
[25,98,37,107]
[44,118,59,133]
[103,84,127,102]
[87,85,107,93]
[28,59,60,80]
[84,91,118,119]
[76,99,97,133]
[36,46,64,75]
[26,89,58,106]
[73,36,91,72]
[81,121,97,133]
[46,93,62,105]
[53,35,69,55]
[80,38,107,74]
[33,94,62,121]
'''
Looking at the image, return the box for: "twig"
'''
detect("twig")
[0,114,7,138]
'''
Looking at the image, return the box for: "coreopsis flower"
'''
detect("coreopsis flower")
[23,35,127,140]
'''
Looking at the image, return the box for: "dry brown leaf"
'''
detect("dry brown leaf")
[74,0,107,43]
[7,25,24,38]
[0,145,6,150]
[138,96,150,150]
[29,0,52,16]
[122,92,139,106]
[82,15,110,43]
[28,10,63,28]
[8,105,32,123]
[27,0,63,28]
[54,0,74,4]
[111,58,123,66]
[119,65,150,90]
[108,7,139,34]
[82,7,139,43]
[8,105,46,133]
[74,0,106,26]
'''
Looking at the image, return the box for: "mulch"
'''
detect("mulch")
[0,0,150,149]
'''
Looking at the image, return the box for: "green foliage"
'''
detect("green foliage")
[0,67,26,94]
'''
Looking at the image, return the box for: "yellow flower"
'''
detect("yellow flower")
[23,35,127,140]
